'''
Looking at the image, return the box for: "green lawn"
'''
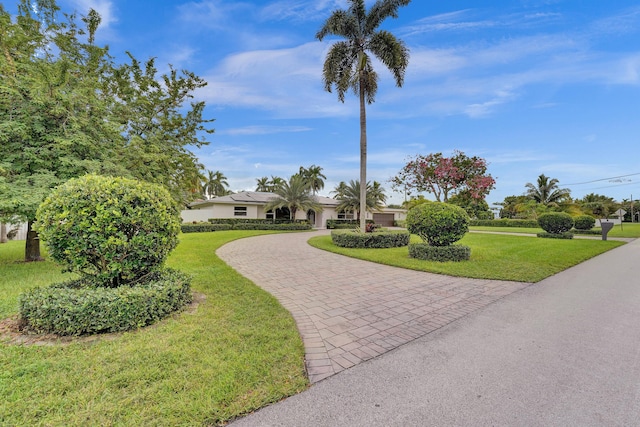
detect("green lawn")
[309,232,625,282]
[470,222,640,238]
[0,232,307,426]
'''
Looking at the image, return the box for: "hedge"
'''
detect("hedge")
[331,230,410,248]
[408,243,471,262]
[536,231,574,239]
[469,219,539,228]
[326,219,374,229]
[19,268,192,336]
[181,223,233,233]
[181,222,311,232]
[571,229,601,235]
[208,218,309,225]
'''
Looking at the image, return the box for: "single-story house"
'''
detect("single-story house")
[180,191,406,228]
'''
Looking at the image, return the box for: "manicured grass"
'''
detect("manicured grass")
[470,222,640,238]
[309,232,625,282]
[0,232,307,426]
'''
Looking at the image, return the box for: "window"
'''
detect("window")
[234,206,247,216]
[337,212,354,220]
[266,210,274,220]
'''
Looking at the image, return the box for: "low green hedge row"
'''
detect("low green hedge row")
[571,229,601,235]
[408,243,471,262]
[181,222,311,233]
[470,219,539,228]
[326,219,374,229]
[331,230,410,248]
[208,218,309,225]
[232,223,311,230]
[536,231,574,239]
[19,268,192,336]
[181,223,233,233]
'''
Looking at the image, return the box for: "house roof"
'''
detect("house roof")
[188,191,340,208]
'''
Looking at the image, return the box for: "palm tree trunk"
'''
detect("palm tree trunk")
[359,74,367,232]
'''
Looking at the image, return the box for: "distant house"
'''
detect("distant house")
[180,191,406,228]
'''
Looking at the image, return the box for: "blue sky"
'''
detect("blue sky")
[14,1,640,207]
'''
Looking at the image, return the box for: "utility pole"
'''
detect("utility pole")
[632,194,635,223]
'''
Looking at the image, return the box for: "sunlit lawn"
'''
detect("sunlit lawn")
[0,232,307,426]
[309,232,625,282]
[470,222,640,238]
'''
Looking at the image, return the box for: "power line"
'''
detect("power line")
[564,172,640,186]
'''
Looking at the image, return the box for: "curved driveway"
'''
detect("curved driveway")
[217,230,530,383]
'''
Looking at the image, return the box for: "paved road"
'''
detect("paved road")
[224,232,640,426]
[217,230,529,383]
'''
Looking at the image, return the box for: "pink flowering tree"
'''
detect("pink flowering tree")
[392,151,496,202]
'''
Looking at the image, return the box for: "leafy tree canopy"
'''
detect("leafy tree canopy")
[0,1,214,260]
[392,151,495,203]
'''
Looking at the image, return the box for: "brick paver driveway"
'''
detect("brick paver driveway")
[217,230,531,383]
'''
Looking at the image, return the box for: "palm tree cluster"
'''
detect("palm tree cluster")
[202,170,231,199]
[524,174,571,207]
[332,180,387,219]
[317,0,410,231]
[264,175,322,220]
[255,176,285,192]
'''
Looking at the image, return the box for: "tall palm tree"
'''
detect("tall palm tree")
[299,165,327,195]
[331,181,348,198]
[255,176,270,192]
[317,0,410,231]
[335,179,386,219]
[525,174,570,206]
[203,170,229,198]
[264,175,322,220]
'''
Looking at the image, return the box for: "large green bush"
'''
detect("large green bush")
[331,230,410,248]
[181,223,233,233]
[406,202,470,246]
[35,175,180,287]
[573,215,596,230]
[537,212,574,234]
[19,268,191,335]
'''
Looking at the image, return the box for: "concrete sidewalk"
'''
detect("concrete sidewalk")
[217,230,530,383]
[227,235,640,426]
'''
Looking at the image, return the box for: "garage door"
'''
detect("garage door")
[373,213,395,227]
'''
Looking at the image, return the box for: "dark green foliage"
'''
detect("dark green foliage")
[208,218,308,225]
[326,219,374,229]
[35,175,180,287]
[537,212,574,234]
[574,215,596,230]
[537,231,574,239]
[232,223,311,231]
[331,230,410,248]
[19,268,191,336]
[180,223,233,233]
[571,229,601,235]
[470,219,539,228]
[406,202,470,246]
[408,243,471,262]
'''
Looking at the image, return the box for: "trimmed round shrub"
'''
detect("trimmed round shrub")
[406,202,470,246]
[35,175,180,287]
[409,243,471,262]
[537,212,574,234]
[19,268,192,336]
[573,215,596,231]
[331,230,410,248]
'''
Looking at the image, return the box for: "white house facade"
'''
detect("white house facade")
[180,191,406,228]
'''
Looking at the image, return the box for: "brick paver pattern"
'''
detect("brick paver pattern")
[217,230,531,383]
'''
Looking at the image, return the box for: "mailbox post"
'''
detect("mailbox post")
[601,221,614,241]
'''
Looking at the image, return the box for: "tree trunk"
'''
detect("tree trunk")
[359,75,368,232]
[25,220,43,262]
[0,223,7,244]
